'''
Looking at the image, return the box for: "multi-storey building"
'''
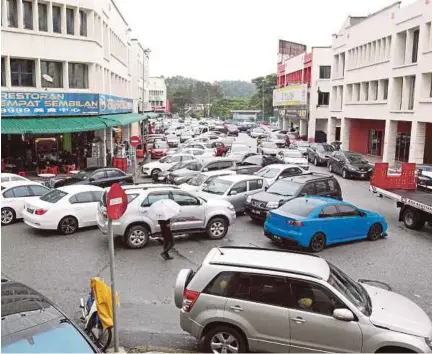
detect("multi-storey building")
[1,0,152,169]
[148,76,168,113]
[329,0,432,166]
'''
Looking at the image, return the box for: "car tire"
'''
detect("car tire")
[203,325,247,354]
[367,223,383,241]
[206,217,228,240]
[151,168,161,181]
[58,216,78,235]
[342,169,349,179]
[314,157,319,166]
[1,207,16,225]
[125,225,150,248]
[328,163,333,172]
[402,208,425,230]
[309,232,326,252]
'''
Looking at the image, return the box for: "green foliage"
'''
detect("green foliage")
[249,74,277,118]
[215,80,256,98]
[211,98,250,118]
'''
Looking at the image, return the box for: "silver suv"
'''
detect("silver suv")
[175,247,432,353]
[97,187,236,248]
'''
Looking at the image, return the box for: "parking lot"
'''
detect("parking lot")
[2,134,432,350]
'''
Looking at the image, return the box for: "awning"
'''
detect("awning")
[100,113,146,126]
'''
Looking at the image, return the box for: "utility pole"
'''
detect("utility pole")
[262,83,265,121]
[207,89,211,118]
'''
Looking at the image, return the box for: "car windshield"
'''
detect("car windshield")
[231,144,248,153]
[346,153,368,164]
[278,198,320,216]
[202,178,231,195]
[187,174,207,186]
[40,189,68,203]
[168,162,189,171]
[267,180,301,197]
[318,144,335,152]
[253,128,263,133]
[282,150,303,158]
[75,170,92,180]
[263,142,277,149]
[328,263,371,316]
[256,168,279,178]
[154,141,168,149]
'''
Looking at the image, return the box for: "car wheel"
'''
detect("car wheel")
[125,225,149,248]
[367,223,383,241]
[1,208,16,225]
[58,216,78,235]
[342,169,349,179]
[206,217,228,240]
[309,232,326,252]
[204,325,247,354]
[402,208,425,230]
[314,157,319,166]
[151,168,161,181]
[328,163,333,172]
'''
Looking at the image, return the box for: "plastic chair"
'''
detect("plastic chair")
[40,168,49,174]
[18,171,26,177]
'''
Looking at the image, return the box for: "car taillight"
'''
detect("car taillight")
[103,211,107,218]
[35,209,47,215]
[288,220,303,227]
[182,289,200,312]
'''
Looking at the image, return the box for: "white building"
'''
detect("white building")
[329,0,432,166]
[1,0,151,167]
[148,76,167,111]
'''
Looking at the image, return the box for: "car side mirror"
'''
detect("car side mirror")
[359,211,366,217]
[203,168,209,172]
[333,308,355,322]
[89,177,95,182]
[230,190,238,196]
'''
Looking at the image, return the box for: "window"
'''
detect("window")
[106,170,124,178]
[28,185,50,196]
[3,189,15,198]
[364,82,369,101]
[382,79,389,100]
[218,161,234,169]
[337,205,360,217]
[204,272,236,297]
[71,192,94,203]
[319,205,338,218]
[279,198,320,217]
[7,0,18,28]
[90,171,105,180]
[38,3,48,31]
[249,179,263,191]
[319,66,331,79]
[327,179,337,192]
[314,181,328,194]
[318,92,329,106]
[301,183,315,196]
[41,61,63,88]
[412,29,419,64]
[79,10,87,36]
[52,5,61,33]
[68,63,88,89]
[280,167,302,178]
[11,176,27,182]
[408,75,416,110]
[141,192,170,207]
[230,181,247,194]
[11,186,31,198]
[371,81,378,101]
[91,191,103,202]
[205,162,220,171]
[66,8,74,34]
[171,192,200,206]
[243,155,262,165]
[40,190,68,203]
[1,57,5,87]
[186,162,202,171]
[10,59,35,87]
[23,0,33,29]
[290,279,345,316]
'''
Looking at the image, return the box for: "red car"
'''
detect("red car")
[150,140,169,159]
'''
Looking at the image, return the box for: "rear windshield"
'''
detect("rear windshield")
[40,190,68,203]
[279,198,320,217]
[267,180,301,197]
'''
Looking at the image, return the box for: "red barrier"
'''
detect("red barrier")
[112,158,128,172]
[370,162,416,190]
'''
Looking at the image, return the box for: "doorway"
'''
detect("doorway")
[368,130,383,156]
[395,132,410,162]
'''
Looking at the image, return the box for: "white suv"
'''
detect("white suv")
[97,187,236,248]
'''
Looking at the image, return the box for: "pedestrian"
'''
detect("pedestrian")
[159,219,174,260]
[148,122,154,135]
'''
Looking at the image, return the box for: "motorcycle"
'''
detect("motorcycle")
[80,283,112,351]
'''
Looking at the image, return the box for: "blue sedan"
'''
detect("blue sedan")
[264,196,388,252]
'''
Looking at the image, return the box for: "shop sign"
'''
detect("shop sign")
[284,105,308,120]
[272,84,307,107]
[1,91,133,117]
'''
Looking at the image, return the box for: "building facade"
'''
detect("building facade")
[1,0,152,169]
[148,76,167,112]
[329,0,432,165]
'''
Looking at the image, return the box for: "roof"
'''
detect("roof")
[283,172,333,183]
[57,185,104,193]
[216,174,263,183]
[263,163,303,170]
[208,247,330,280]
[201,170,236,177]
[1,181,42,189]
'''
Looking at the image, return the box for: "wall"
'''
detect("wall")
[349,119,385,155]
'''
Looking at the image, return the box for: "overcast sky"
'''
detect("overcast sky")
[116,0,408,82]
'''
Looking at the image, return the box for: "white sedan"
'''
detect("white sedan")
[1,181,51,225]
[23,185,104,235]
[254,164,305,186]
[1,172,30,184]
[141,154,197,179]
[179,170,236,193]
[277,149,309,170]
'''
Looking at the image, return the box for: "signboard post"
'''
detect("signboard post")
[106,183,128,353]
[130,136,141,180]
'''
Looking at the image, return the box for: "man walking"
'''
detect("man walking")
[158,219,174,260]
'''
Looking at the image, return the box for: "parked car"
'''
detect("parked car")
[226,143,254,162]
[254,164,305,187]
[97,187,236,248]
[180,130,193,143]
[277,149,309,170]
[199,174,266,212]
[181,148,215,160]
[234,154,280,175]
[417,164,432,191]
[307,143,335,166]
[150,140,170,159]
[250,127,269,139]
[258,141,279,156]
[1,172,30,184]
[1,181,51,225]
[244,172,342,221]
[330,141,343,151]
[179,170,236,193]
[328,151,374,179]
[166,133,180,148]
[23,185,104,235]
[1,279,99,353]
[141,154,196,179]
[145,134,165,151]
[168,158,236,185]
[290,141,310,156]
[265,197,388,252]
[175,246,432,353]
[54,167,133,188]
[155,160,199,183]
[225,124,239,136]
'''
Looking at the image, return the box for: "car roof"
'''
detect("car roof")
[202,157,234,164]
[1,181,43,190]
[1,173,28,178]
[297,196,346,205]
[216,174,263,183]
[206,247,330,280]
[201,170,236,177]
[262,164,301,170]
[283,172,334,183]
[57,185,103,193]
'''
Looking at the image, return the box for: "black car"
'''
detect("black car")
[226,124,239,136]
[327,151,374,179]
[234,154,280,175]
[1,279,99,353]
[417,164,432,192]
[245,172,342,221]
[307,143,335,166]
[54,167,133,188]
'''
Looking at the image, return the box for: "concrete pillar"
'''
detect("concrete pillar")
[5,56,11,88]
[340,118,350,151]
[382,119,397,166]
[35,58,41,88]
[94,129,107,166]
[327,117,336,143]
[74,7,80,36]
[17,0,23,29]
[278,117,283,130]
[1,0,7,27]
[32,0,38,31]
[401,77,410,110]
[282,117,289,131]
[405,30,413,64]
[47,2,53,32]
[131,122,140,136]
[61,3,66,34]
[63,61,69,89]
[408,121,426,164]
[106,128,113,154]
[299,120,307,137]
[308,117,316,143]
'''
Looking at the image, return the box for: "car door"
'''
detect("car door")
[70,192,98,226]
[247,179,264,198]
[335,205,366,239]
[3,186,32,219]
[89,170,107,187]
[170,190,205,230]
[106,169,126,185]
[308,144,316,161]
[314,180,332,198]
[138,191,172,233]
[335,152,346,174]
[316,205,342,243]
[223,272,291,353]
[226,180,248,212]
[287,279,362,353]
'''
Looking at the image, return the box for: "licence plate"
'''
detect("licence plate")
[27,208,34,214]
[252,209,260,214]
[361,174,365,177]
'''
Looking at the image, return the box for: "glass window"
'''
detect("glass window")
[52,5,61,33]
[319,66,331,79]
[141,193,170,207]
[10,59,35,87]
[11,186,31,197]
[3,189,15,198]
[248,179,263,191]
[290,279,345,316]
[205,162,220,171]
[7,0,18,28]
[337,205,360,217]
[41,61,63,88]
[243,155,262,165]
[230,181,247,194]
[106,170,124,178]
[68,63,88,89]
[327,179,337,192]
[11,176,27,181]
[74,192,94,203]
[279,198,320,217]
[256,167,277,178]
[79,10,87,36]
[202,178,231,195]
[40,189,68,203]
[186,162,202,171]
[301,183,315,195]
[280,167,302,178]
[38,3,48,31]
[66,8,74,35]
[204,272,236,297]
[171,191,200,206]
[267,180,301,197]
[412,29,419,63]
[318,92,330,106]
[218,161,234,169]
[1,57,6,87]
[23,0,33,29]
[28,185,50,196]
[91,171,105,180]
[315,181,328,194]
[169,156,182,163]
[319,205,339,217]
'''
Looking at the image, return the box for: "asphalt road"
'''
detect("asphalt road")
[2,133,432,351]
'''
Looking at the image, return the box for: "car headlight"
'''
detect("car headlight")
[348,165,359,171]
[227,205,235,211]
[246,196,252,203]
[425,337,432,350]
[266,201,279,209]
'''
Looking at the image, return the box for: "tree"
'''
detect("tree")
[249,74,277,118]
[211,98,251,118]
